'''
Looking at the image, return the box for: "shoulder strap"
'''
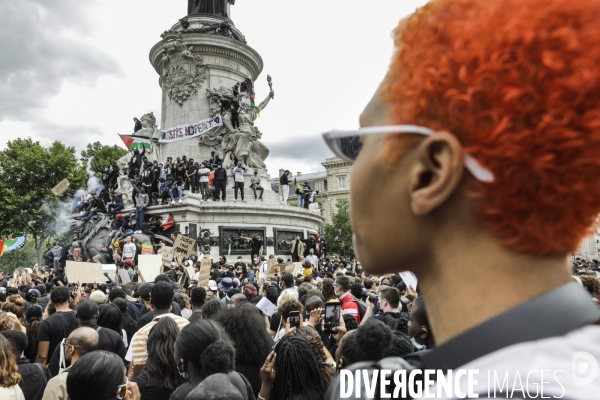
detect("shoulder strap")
[96,326,102,332]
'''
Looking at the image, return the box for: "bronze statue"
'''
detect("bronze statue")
[188,0,234,16]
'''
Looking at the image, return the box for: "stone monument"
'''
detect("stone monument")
[113,2,324,261]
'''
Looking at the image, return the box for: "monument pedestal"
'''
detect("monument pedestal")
[135,12,324,260]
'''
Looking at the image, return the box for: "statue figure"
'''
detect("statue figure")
[188,0,234,16]
[116,112,162,169]
[200,85,275,169]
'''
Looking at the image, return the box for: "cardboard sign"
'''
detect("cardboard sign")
[161,246,174,266]
[292,262,303,276]
[51,178,70,196]
[141,244,154,255]
[267,258,278,274]
[173,234,196,257]
[138,255,162,282]
[65,261,105,283]
[118,269,131,284]
[399,271,418,290]
[197,257,212,287]
[256,297,277,317]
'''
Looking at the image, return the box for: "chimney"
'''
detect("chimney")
[297,172,302,176]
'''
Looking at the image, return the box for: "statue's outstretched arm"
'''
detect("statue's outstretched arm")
[257,90,275,111]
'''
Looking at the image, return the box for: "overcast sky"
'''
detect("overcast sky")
[0,0,428,174]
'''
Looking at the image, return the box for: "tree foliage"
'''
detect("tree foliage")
[323,199,354,259]
[80,141,128,172]
[0,138,85,266]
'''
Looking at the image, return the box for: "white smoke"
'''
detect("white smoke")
[85,157,104,195]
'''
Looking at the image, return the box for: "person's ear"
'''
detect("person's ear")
[420,325,430,340]
[408,132,465,216]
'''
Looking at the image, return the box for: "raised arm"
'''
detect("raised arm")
[257,90,275,111]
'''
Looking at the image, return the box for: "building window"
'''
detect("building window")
[316,182,323,192]
[338,176,346,189]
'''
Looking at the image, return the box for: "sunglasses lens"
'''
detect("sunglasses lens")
[334,137,361,161]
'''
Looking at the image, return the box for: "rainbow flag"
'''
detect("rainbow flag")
[119,134,152,151]
[0,237,26,257]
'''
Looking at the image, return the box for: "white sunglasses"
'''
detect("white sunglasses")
[322,125,494,182]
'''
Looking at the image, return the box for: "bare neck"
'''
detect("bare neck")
[420,229,571,346]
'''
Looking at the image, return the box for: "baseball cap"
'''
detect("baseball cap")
[50,287,71,304]
[89,290,107,305]
[208,280,218,291]
[133,283,154,301]
[218,278,233,292]
[151,281,174,306]
[123,259,133,265]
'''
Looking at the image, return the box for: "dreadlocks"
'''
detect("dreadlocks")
[270,335,329,400]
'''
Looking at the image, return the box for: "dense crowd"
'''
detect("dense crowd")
[0,250,598,400]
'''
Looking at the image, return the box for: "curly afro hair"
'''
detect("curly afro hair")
[383,0,600,255]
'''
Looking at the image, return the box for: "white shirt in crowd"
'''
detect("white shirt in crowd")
[233,166,245,182]
[123,243,136,258]
[306,254,318,268]
[258,261,268,279]
[198,167,210,182]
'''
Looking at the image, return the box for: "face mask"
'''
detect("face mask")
[411,337,427,351]
[218,165,222,169]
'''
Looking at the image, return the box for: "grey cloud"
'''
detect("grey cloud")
[0,0,122,124]
[265,134,334,167]
[30,118,105,151]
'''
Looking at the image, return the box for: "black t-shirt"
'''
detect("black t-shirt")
[37,311,79,361]
[137,303,182,330]
[269,312,282,333]
[210,269,222,280]
[133,372,173,400]
[251,238,263,254]
[17,358,51,400]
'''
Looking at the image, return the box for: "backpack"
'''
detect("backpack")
[355,296,367,322]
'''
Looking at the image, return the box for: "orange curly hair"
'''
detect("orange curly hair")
[382,0,600,255]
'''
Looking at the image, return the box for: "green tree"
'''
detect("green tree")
[80,141,128,172]
[0,138,86,265]
[323,199,355,259]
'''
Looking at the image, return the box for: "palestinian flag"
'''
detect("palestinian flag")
[0,237,26,257]
[119,134,152,151]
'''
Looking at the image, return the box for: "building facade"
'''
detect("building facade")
[321,157,352,225]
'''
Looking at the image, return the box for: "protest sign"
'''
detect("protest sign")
[159,114,223,143]
[173,234,196,257]
[118,269,131,284]
[267,258,278,274]
[161,246,174,266]
[141,244,154,255]
[197,257,212,287]
[256,297,277,317]
[65,261,105,283]
[51,179,70,196]
[399,271,418,289]
[138,255,162,282]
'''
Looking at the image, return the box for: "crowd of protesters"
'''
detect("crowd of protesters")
[0,243,598,400]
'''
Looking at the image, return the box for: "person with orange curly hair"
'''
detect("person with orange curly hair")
[323,0,600,397]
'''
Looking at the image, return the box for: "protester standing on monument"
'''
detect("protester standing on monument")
[285,235,305,263]
[213,163,227,202]
[233,161,246,203]
[196,162,210,201]
[134,187,148,234]
[279,170,290,205]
